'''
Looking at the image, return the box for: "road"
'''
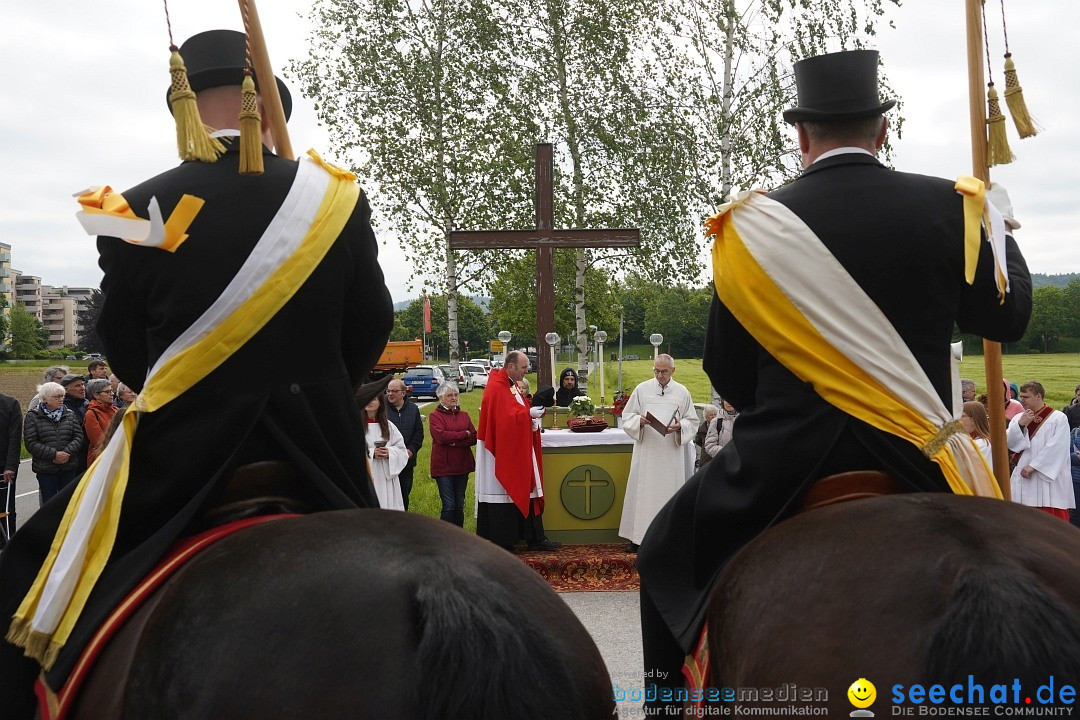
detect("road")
[5,459,41,538]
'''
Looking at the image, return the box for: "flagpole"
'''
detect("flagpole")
[238,0,294,160]
[965,0,1010,499]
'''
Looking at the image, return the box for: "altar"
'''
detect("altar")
[539,428,634,544]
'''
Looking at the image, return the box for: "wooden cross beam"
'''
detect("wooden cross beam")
[449,143,641,389]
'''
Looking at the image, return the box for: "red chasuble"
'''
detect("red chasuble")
[476,369,545,517]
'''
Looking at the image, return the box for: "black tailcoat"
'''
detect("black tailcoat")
[639,152,1033,653]
[0,143,393,705]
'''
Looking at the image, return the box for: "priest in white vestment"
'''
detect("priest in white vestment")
[619,354,698,551]
[1007,380,1075,519]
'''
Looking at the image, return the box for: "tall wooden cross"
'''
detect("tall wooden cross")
[448,143,641,388]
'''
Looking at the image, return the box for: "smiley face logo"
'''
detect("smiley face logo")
[848,678,876,709]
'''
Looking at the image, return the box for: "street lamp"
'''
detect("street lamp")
[649,333,664,361]
[594,330,608,422]
[497,330,512,363]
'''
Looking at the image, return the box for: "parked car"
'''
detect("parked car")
[469,358,492,370]
[401,365,446,400]
[490,354,504,368]
[620,354,641,361]
[460,363,489,389]
[438,364,472,393]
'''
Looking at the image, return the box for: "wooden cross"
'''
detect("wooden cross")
[448,143,641,388]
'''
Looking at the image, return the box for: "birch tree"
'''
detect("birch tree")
[292,0,536,371]
[512,0,702,386]
[653,0,903,207]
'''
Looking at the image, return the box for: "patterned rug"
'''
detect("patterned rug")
[516,543,639,592]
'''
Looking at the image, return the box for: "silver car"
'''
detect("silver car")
[460,363,489,389]
[439,365,473,393]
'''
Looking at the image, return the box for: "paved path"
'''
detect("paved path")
[4,459,40,541]
[561,591,645,719]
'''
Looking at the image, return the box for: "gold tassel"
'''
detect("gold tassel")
[1002,53,1039,138]
[986,83,1014,167]
[238,73,264,175]
[168,49,225,163]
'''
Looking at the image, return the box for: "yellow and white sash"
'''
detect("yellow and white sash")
[9,150,360,669]
[705,189,1002,500]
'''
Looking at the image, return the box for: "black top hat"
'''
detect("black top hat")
[783,50,895,124]
[531,386,555,408]
[168,30,293,120]
[355,374,393,409]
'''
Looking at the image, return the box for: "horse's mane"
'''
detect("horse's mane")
[412,566,585,720]
[927,562,1080,692]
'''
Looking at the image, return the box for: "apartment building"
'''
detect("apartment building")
[40,286,94,349]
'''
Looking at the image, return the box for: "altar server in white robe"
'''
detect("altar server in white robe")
[1007,380,1075,520]
[619,354,698,551]
[362,385,409,511]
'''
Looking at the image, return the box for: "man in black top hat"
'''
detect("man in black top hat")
[0,29,393,716]
[636,49,1033,710]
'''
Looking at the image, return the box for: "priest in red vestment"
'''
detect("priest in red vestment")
[475,351,560,551]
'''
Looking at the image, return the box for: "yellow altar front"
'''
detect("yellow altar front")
[538,427,634,544]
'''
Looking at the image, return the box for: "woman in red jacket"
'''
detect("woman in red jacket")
[428,382,476,526]
[84,378,118,465]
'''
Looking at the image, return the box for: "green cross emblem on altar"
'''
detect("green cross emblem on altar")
[560,464,615,520]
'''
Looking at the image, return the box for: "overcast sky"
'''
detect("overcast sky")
[1,1,1074,305]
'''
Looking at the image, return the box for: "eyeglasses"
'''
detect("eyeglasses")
[653,368,672,376]
[97,390,115,396]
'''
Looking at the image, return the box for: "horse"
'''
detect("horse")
[64,509,616,719]
[703,493,1080,715]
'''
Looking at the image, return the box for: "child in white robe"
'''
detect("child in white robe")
[363,392,409,511]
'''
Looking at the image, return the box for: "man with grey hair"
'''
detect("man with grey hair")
[961,378,977,403]
[385,377,424,511]
[618,353,697,554]
[27,366,69,412]
[475,350,560,551]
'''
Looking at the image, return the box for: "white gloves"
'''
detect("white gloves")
[987,182,1020,230]
[529,406,546,419]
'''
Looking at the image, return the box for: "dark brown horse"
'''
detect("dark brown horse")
[704,494,1080,715]
[65,510,615,719]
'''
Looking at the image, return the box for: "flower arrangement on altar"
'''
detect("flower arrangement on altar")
[569,396,595,418]
[567,396,607,432]
[611,391,629,417]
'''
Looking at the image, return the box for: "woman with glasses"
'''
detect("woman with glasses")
[23,381,84,504]
[84,378,118,465]
[429,382,477,526]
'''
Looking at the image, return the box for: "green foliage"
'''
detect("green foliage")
[391,295,491,360]
[9,304,45,359]
[76,289,104,354]
[487,250,619,345]
[0,295,9,348]
[1031,272,1080,290]
[618,274,657,344]
[1064,277,1080,338]
[292,0,538,292]
[1025,285,1069,353]
[643,284,713,357]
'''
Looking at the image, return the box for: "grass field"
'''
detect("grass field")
[405,353,1080,528]
[2,353,1075,528]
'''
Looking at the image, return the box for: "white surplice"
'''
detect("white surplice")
[1007,409,1075,510]
[618,377,698,544]
[366,421,409,511]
